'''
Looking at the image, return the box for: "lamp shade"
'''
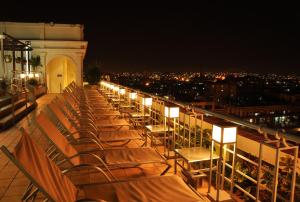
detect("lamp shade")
[212,124,237,144]
[109,84,114,90]
[28,73,34,78]
[164,106,180,118]
[20,73,26,79]
[142,97,152,106]
[129,92,137,100]
[34,73,39,78]
[113,86,119,91]
[100,81,106,86]
[119,88,125,95]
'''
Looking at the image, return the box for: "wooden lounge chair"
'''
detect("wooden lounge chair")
[35,112,171,176]
[46,102,143,147]
[1,130,204,201]
[61,96,131,131]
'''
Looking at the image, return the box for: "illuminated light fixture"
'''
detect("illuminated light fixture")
[208,122,237,202]
[4,55,12,63]
[20,73,26,79]
[107,84,113,90]
[113,86,119,92]
[34,73,39,77]
[101,81,109,87]
[129,92,137,100]
[119,88,125,95]
[142,97,152,106]
[108,84,114,89]
[28,73,34,78]
[212,124,237,144]
[164,105,180,118]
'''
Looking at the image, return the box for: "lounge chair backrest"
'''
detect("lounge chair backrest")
[53,97,77,122]
[53,97,81,131]
[9,130,78,201]
[36,111,80,166]
[47,102,79,139]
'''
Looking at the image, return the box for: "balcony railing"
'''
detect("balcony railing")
[100,80,300,202]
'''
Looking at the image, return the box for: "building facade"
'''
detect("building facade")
[0,22,88,93]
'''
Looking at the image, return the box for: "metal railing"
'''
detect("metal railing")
[100,80,300,202]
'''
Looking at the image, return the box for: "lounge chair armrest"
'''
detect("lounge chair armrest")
[62,164,112,182]
[58,152,116,181]
[82,131,101,143]
[57,151,104,166]
[78,128,98,135]
[79,121,98,132]
[73,137,104,150]
[79,117,95,124]
[78,130,98,138]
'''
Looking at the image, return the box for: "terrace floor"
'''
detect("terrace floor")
[0,93,212,201]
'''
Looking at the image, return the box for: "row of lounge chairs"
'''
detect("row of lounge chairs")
[1,82,205,201]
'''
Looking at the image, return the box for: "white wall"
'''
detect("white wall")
[0,22,84,40]
[0,22,87,89]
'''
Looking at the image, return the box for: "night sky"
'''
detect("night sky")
[1,3,300,74]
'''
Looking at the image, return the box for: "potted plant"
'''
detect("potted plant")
[85,66,101,85]
[27,78,39,87]
[16,57,21,63]
[26,78,39,97]
[16,57,28,65]
[30,55,42,71]
[21,58,27,65]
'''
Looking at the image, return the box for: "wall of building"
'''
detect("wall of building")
[0,22,84,40]
[0,22,87,93]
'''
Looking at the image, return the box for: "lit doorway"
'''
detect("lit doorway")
[46,56,76,93]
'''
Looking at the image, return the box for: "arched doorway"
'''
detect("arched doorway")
[46,56,77,93]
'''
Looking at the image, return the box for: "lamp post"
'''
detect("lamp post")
[142,96,152,146]
[129,92,137,102]
[208,123,237,202]
[0,34,5,78]
[129,92,137,110]
[112,86,119,109]
[164,104,180,158]
[118,88,125,110]
[119,88,125,96]
[142,97,152,120]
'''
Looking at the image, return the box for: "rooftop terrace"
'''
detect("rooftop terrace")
[0,81,299,201]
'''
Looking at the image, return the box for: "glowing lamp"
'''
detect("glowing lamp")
[164,105,179,118]
[34,73,39,77]
[108,84,114,89]
[129,92,137,100]
[28,73,34,78]
[4,55,12,63]
[20,73,26,79]
[212,124,237,144]
[142,97,152,106]
[113,86,119,92]
[119,88,125,95]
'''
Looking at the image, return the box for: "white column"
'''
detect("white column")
[38,52,47,84]
[74,52,83,86]
[0,35,5,78]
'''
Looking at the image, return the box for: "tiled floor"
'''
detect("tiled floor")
[0,94,210,201]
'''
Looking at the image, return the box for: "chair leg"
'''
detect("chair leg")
[161,164,171,175]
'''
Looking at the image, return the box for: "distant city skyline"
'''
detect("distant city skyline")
[1,4,300,74]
